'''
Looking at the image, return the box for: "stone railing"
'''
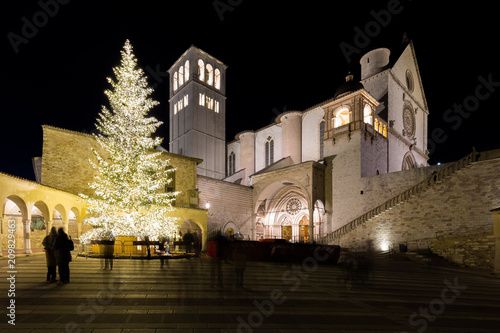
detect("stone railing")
[319,149,480,245]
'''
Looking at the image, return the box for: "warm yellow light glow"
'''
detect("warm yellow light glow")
[334,107,349,128]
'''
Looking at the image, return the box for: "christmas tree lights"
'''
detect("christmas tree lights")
[79,40,179,244]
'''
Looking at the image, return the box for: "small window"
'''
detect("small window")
[183,95,189,107]
[265,136,274,167]
[215,100,220,113]
[319,120,325,159]
[406,69,414,92]
[179,66,184,86]
[198,59,205,81]
[199,93,205,106]
[228,151,235,175]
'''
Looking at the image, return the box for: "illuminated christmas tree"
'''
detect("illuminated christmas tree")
[80,40,178,243]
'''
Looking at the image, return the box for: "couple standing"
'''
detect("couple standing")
[42,227,74,285]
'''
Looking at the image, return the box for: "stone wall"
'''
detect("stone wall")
[430,231,495,271]
[41,125,99,196]
[331,157,500,269]
[197,175,253,236]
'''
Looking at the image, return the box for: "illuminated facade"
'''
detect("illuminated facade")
[187,42,431,243]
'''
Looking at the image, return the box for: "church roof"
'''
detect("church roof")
[334,74,364,99]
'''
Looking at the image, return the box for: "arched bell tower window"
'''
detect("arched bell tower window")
[179,65,184,86]
[206,64,214,86]
[184,60,190,82]
[265,136,274,167]
[173,72,178,91]
[214,68,221,89]
[198,59,205,81]
[333,107,350,128]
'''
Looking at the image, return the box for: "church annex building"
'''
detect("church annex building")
[2,41,500,274]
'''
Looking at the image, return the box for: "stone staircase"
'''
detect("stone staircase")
[319,149,480,245]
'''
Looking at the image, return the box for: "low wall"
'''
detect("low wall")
[430,231,495,271]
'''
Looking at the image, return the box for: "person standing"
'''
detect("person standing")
[104,238,115,270]
[42,227,58,283]
[233,245,247,288]
[54,228,73,285]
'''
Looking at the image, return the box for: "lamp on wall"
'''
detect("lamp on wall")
[205,202,213,216]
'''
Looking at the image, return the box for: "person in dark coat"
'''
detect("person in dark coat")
[42,227,58,283]
[53,228,73,285]
[104,238,115,270]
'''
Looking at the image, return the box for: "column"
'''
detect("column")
[23,219,32,254]
[77,222,82,238]
[62,221,69,234]
[493,210,500,276]
[308,206,314,243]
[47,220,54,233]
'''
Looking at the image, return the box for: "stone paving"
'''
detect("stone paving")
[1,252,500,333]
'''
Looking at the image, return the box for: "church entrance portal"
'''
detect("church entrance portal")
[281,225,292,241]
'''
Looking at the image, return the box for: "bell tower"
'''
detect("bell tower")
[167,46,227,179]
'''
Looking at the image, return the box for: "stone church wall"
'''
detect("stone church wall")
[334,158,500,269]
[197,175,253,237]
[41,125,99,196]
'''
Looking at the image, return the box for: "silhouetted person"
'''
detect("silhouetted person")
[144,236,151,259]
[210,232,226,289]
[233,244,247,288]
[53,228,73,285]
[193,232,201,257]
[159,238,169,268]
[104,239,115,270]
[183,231,194,256]
[42,227,58,283]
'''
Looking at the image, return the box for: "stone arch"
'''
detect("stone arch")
[402,151,417,170]
[3,196,28,252]
[222,221,239,235]
[33,201,50,225]
[4,195,28,221]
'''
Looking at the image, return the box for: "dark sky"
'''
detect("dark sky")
[1,0,499,181]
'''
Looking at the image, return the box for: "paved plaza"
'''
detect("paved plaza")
[1,252,500,333]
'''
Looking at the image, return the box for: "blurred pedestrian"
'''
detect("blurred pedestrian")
[233,244,247,288]
[159,238,170,268]
[42,227,58,283]
[104,238,115,270]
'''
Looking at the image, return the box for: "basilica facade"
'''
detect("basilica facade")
[168,42,431,244]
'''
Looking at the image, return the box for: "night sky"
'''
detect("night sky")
[1,1,499,181]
